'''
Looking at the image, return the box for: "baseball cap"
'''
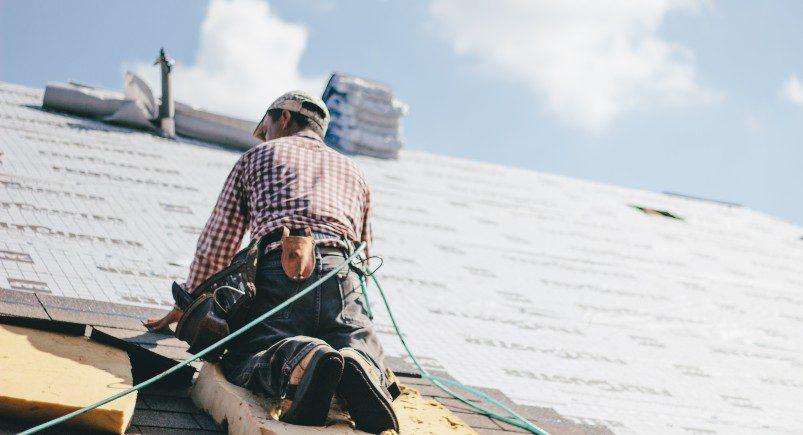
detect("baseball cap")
[253,90,330,140]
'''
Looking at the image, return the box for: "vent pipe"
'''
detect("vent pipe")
[154,47,175,138]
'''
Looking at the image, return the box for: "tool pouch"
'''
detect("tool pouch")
[174,293,229,361]
[174,236,266,362]
[280,227,316,282]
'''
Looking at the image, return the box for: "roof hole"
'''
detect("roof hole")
[631,205,683,221]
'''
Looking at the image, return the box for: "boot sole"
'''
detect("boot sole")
[338,355,399,433]
[282,349,344,426]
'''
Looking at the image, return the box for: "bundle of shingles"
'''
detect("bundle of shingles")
[322,73,408,159]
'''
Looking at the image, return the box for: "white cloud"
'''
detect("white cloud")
[780,74,803,106]
[429,0,716,131]
[131,0,323,120]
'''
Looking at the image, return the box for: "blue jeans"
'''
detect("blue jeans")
[220,248,387,398]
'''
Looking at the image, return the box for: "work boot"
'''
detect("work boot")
[337,348,399,433]
[280,344,344,426]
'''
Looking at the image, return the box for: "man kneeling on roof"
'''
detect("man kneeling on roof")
[145,91,398,433]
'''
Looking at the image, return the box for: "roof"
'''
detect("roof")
[0,80,802,434]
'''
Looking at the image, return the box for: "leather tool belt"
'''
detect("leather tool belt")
[172,226,316,361]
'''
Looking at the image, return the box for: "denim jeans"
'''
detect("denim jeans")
[220,248,388,398]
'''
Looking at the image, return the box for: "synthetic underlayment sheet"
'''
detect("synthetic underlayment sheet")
[1,82,802,434]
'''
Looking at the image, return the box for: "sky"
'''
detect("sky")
[1,0,802,226]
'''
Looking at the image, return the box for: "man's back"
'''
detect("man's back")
[185,131,372,291]
[242,132,371,245]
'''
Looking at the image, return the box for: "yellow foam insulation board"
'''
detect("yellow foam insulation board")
[0,324,136,434]
[392,384,476,435]
[191,363,476,435]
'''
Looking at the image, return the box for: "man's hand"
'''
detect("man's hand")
[144,307,183,332]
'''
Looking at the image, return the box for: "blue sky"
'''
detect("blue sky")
[2,0,803,225]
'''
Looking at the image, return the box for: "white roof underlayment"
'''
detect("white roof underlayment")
[0,81,802,434]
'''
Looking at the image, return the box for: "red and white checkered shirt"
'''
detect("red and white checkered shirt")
[182,131,372,292]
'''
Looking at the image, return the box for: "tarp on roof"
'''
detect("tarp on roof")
[42,74,259,150]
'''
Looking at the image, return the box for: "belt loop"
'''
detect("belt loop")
[314,246,323,273]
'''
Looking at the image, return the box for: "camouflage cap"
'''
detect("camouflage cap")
[253,90,330,139]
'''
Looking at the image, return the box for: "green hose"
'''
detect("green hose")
[361,271,548,435]
[19,244,547,434]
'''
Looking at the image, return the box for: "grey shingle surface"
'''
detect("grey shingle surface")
[0,287,48,319]
[126,384,224,434]
[129,409,200,430]
[0,385,222,435]
[37,293,168,331]
[399,373,611,434]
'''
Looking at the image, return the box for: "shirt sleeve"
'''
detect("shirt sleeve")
[182,155,250,292]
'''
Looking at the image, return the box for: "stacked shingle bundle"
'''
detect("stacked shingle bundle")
[322,73,407,159]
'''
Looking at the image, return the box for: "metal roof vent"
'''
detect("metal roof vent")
[154,48,176,138]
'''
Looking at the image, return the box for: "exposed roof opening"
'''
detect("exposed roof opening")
[631,205,683,220]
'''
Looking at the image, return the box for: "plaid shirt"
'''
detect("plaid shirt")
[182,131,372,292]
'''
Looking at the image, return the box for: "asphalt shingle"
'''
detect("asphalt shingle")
[0,287,48,319]
[129,410,200,430]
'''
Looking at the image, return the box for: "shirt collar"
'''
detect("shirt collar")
[292,130,324,142]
